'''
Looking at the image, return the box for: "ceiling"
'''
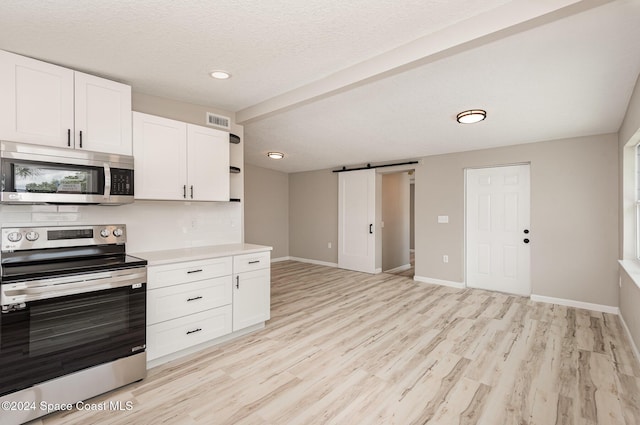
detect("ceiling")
[1,0,639,173]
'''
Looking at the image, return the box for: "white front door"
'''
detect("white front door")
[338,169,376,273]
[466,164,531,295]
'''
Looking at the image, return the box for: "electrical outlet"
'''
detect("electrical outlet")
[443,255,449,263]
[328,242,332,249]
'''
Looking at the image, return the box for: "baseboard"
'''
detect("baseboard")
[385,263,412,273]
[271,256,291,263]
[530,294,620,315]
[414,275,465,289]
[618,312,640,363]
[375,268,382,274]
[288,256,338,268]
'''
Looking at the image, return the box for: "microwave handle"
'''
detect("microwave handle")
[104,163,111,199]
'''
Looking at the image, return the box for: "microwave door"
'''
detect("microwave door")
[1,159,106,204]
[0,141,135,205]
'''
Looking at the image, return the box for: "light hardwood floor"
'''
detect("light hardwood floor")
[35,261,640,425]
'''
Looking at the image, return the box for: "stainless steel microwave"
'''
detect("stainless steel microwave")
[0,141,134,205]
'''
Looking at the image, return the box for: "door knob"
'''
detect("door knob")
[523,238,530,244]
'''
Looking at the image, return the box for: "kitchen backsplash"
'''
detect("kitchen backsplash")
[0,201,242,253]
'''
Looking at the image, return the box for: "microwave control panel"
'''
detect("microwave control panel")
[110,169,134,196]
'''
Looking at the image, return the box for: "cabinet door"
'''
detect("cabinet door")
[186,124,230,201]
[0,50,74,148]
[75,72,132,155]
[232,268,270,331]
[132,112,187,200]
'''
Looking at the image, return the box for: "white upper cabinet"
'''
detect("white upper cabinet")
[133,112,187,200]
[0,50,132,155]
[187,124,230,202]
[133,112,230,201]
[74,71,132,155]
[0,50,74,148]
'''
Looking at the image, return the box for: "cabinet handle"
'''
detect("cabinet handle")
[187,269,203,274]
[190,185,194,199]
[236,275,240,289]
[67,129,71,147]
[183,185,187,198]
[79,130,83,148]
[186,328,202,335]
[187,296,203,302]
[249,260,260,264]
[369,224,373,234]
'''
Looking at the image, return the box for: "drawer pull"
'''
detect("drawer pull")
[186,328,202,335]
[187,269,203,274]
[248,260,260,264]
[187,296,203,302]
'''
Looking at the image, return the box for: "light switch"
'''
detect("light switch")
[438,215,449,224]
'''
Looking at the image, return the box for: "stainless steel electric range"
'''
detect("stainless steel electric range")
[0,224,147,425]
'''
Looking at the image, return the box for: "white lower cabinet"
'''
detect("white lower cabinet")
[233,252,271,331]
[147,306,232,360]
[146,250,271,364]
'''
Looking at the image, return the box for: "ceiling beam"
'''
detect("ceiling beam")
[236,0,614,124]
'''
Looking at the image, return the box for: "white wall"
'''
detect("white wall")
[0,202,242,254]
[244,164,289,259]
[415,133,619,307]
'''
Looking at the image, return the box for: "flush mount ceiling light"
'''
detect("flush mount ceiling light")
[267,152,284,160]
[456,109,487,124]
[209,70,231,80]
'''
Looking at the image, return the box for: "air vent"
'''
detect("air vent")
[206,112,231,130]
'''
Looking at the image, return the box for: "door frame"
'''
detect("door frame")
[463,162,531,294]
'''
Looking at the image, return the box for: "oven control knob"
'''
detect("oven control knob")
[100,229,110,238]
[113,228,124,237]
[25,231,39,241]
[7,232,22,242]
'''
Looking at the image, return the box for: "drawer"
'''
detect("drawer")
[148,256,232,290]
[147,305,232,361]
[147,276,232,325]
[233,251,270,273]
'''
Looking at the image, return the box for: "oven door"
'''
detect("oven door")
[0,268,146,397]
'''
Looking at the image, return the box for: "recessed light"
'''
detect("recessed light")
[210,70,231,80]
[267,152,284,160]
[456,109,486,124]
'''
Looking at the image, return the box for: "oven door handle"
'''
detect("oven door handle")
[1,268,146,305]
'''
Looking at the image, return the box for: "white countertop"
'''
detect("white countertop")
[131,243,272,266]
